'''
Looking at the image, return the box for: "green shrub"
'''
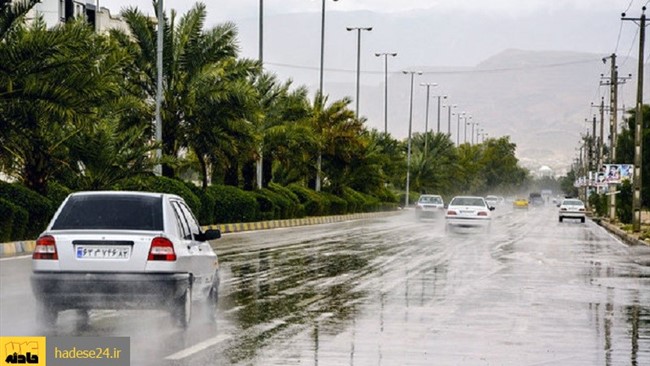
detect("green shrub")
[11,205,28,241]
[321,192,348,214]
[252,191,277,221]
[183,182,216,225]
[207,185,260,223]
[617,180,633,224]
[288,183,328,216]
[0,199,15,242]
[342,187,366,213]
[114,176,201,217]
[46,181,72,211]
[0,182,53,239]
[269,183,305,218]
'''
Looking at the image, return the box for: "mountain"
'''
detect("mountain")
[229,7,647,174]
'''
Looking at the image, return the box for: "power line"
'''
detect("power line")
[620,26,640,68]
[266,57,603,76]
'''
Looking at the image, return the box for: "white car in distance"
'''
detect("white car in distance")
[31,191,221,328]
[415,194,445,219]
[445,196,494,232]
[558,198,586,223]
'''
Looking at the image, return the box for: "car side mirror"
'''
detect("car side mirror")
[489,206,495,211]
[556,204,561,208]
[196,229,221,242]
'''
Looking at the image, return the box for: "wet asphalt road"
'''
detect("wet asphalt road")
[2,204,650,365]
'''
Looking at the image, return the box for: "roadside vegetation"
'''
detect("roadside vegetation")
[0,1,530,242]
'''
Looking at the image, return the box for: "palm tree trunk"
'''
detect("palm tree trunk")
[197,154,209,189]
[256,149,263,190]
[316,152,322,191]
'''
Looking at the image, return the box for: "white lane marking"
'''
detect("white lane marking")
[0,255,31,262]
[164,334,232,361]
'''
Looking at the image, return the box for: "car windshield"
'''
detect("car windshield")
[51,194,164,231]
[419,196,442,204]
[562,200,584,206]
[450,197,485,207]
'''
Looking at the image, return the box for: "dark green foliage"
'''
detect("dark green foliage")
[0,198,15,242]
[288,183,328,216]
[617,180,633,224]
[46,181,72,212]
[10,204,28,241]
[588,193,608,217]
[0,181,52,239]
[252,191,276,221]
[183,182,216,225]
[207,184,259,223]
[113,176,201,218]
[268,182,305,217]
[321,192,348,215]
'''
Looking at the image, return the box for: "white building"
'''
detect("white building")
[26,0,129,34]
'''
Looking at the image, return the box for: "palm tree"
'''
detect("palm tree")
[116,2,252,180]
[303,93,357,191]
[0,0,39,40]
[0,18,133,194]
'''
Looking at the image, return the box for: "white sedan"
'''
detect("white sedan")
[445,196,494,232]
[31,191,221,328]
[558,198,586,223]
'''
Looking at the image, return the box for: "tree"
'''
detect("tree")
[0,18,133,194]
[407,132,458,195]
[116,2,254,180]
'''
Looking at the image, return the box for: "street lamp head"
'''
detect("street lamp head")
[375,53,381,57]
[365,27,373,31]
[402,70,408,75]
[346,27,353,31]
[390,52,398,57]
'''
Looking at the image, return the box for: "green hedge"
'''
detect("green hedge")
[268,183,305,218]
[183,182,216,225]
[288,183,328,216]
[207,184,260,223]
[113,176,201,219]
[321,192,348,214]
[0,182,53,239]
[0,199,15,242]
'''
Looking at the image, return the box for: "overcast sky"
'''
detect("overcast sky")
[103,0,636,19]
[96,0,648,166]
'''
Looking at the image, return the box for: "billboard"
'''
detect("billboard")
[573,164,633,188]
[595,164,633,185]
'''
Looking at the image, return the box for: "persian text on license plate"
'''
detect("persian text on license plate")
[76,245,131,259]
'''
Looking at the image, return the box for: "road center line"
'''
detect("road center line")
[164,334,232,361]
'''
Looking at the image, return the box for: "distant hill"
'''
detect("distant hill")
[230,8,648,174]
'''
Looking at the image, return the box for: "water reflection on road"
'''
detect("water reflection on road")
[210,206,650,365]
[2,205,649,365]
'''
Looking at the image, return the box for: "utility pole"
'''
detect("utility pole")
[601,55,631,221]
[599,97,605,170]
[622,8,646,232]
[421,83,437,156]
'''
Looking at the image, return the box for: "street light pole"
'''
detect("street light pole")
[464,116,472,144]
[154,0,164,176]
[420,83,437,155]
[436,95,447,133]
[375,52,397,134]
[445,103,456,137]
[347,26,372,118]
[403,70,422,208]
[454,111,465,146]
[319,0,339,97]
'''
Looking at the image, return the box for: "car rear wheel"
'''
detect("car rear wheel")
[559,217,563,223]
[173,286,192,328]
[580,217,585,223]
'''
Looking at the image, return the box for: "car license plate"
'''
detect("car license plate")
[76,245,131,259]
[460,210,473,215]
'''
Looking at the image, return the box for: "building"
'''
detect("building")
[26,0,130,34]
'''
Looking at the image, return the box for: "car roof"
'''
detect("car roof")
[69,191,181,200]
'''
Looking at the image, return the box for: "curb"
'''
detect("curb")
[597,219,650,247]
[0,211,401,257]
